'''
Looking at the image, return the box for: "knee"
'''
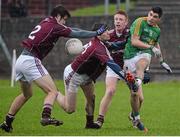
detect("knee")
[53,91,58,97]
[131,92,138,98]
[106,88,116,97]
[139,96,144,103]
[48,89,58,97]
[24,94,32,101]
[66,108,75,114]
[23,92,33,100]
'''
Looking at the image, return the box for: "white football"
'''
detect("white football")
[65,38,84,55]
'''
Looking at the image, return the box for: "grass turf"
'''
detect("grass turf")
[70,3,135,17]
[0,79,180,136]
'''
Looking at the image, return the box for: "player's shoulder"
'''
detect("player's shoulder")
[132,17,147,29]
[40,17,58,28]
[41,16,54,23]
[86,38,96,49]
[42,16,69,28]
[135,17,147,23]
[91,37,106,49]
[123,27,130,35]
[154,24,161,30]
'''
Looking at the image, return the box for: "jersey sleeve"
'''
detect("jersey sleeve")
[55,24,72,37]
[131,18,144,36]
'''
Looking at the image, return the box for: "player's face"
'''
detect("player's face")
[114,14,128,32]
[147,11,160,26]
[100,30,110,41]
[56,15,68,25]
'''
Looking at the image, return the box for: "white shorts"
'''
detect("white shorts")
[124,53,151,73]
[64,64,92,93]
[106,66,123,80]
[15,55,48,83]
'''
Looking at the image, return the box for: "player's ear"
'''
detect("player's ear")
[55,14,61,20]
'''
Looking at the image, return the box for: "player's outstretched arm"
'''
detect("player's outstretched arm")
[69,28,97,38]
[105,40,126,50]
[69,25,108,38]
[106,59,125,79]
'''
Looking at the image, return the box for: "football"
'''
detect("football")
[65,38,84,55]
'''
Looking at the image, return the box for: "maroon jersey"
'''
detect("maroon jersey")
[71,37,111,81]
[108,27,129,68]
[22,17,72,60]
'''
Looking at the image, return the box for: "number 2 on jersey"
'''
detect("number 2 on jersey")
[28,25,41,40]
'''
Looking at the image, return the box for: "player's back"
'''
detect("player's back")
[22,17,71,60]
[71,37,110,81]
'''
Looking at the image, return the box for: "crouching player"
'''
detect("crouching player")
[56,23,138,128]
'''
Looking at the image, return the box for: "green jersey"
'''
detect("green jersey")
[124,17,161,59]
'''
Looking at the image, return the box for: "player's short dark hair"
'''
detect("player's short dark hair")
[151,6,163,18]
[114,10,128,20]
[51,5,71,18]
[91,23,108,31]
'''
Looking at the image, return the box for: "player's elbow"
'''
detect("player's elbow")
[131,38,137,46]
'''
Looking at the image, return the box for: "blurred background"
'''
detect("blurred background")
[0,0,180,81]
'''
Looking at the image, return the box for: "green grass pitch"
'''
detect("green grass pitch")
[0,79,180,136]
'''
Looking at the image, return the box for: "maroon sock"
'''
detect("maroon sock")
[6,113,15,126]
[42,104,52,118]
[97,115,104,123]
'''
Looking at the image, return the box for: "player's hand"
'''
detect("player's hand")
[125,72,139,92]
[160,61,172,73]
[96,24,108,35]
[151,46,161,58]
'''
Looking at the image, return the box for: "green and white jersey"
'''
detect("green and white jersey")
[124,17,161,59]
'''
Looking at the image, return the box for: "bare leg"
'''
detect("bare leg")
[130,86,143,115]
[131,58,148,114]
[129,58,149,131]
[92,77,118,129]
[34,74,62,126]
[99,77,118,117]
[81,82,96,128]
[0,81,32,132]
[8,81,33,115]
[34,75,58,105]
[81,83,95,116]
[56,80,77,114]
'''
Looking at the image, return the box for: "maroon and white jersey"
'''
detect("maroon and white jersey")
[108,27,129,68]
[71,37,112,81]
[22,16,72,60]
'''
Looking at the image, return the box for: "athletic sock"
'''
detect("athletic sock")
[86,115,94,124]
[6,113,15,126]
[135,77,142,86]
[97,115,104,123]
[133,112,140,120]
[42,104,53,118]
